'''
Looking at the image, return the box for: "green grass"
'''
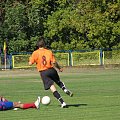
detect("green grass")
[0,69,120,120]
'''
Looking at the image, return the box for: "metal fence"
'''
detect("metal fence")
[0,49,120,69]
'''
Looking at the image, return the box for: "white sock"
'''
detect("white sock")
[64,89,68,93]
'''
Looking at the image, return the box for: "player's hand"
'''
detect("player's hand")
[59,68,63,72]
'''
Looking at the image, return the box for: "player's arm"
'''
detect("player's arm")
[0,96,2,101]
[0,97,8,102]
[51,51,63,72]
[29,52,37,65]
[52,62,63,72]
[29,56,33,65]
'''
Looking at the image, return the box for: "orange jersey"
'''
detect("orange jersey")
[29,48,56,71]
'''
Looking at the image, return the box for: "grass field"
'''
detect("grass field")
[0,68,120,120]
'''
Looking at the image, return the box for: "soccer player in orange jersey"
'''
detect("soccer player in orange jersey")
[29,38,73,108]
[0,96,40,111]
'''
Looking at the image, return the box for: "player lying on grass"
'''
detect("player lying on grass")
[0,96,40,111]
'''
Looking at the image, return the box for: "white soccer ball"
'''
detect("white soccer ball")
[41,96,51,105]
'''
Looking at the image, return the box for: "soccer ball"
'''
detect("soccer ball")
[41,96,51,105]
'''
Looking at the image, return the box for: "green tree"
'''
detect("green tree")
[0,0,120,53]
[44,0,120,49]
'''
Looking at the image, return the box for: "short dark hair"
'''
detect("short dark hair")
[36,38,46,48]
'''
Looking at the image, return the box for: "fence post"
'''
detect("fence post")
[69,50,72,66]
[100,48,103,65]
[9,54,13,69]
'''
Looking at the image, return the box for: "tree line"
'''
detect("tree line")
[0,0,120,53]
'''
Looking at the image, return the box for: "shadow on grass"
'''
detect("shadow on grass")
[66,103,87,107]
[59,103,87,108]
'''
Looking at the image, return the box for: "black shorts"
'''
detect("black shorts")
[40,68,61,90]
